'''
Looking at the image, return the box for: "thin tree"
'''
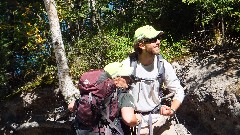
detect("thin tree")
[43,0,79,104]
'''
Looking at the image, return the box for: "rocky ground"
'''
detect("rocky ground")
[0,50,239,135]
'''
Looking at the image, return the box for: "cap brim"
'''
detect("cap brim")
[158,31,164,36]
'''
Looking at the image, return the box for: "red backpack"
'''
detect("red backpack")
[74,69,124,135]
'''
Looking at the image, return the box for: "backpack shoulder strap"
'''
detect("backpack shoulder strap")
[100,91,125,135]
[156,54,165,98]
[129,53,138,77]
[157,54,164,76]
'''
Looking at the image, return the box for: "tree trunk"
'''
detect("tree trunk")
[43,0,79,104]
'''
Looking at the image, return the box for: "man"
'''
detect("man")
[121,25,185,135]
[68,62,142,135]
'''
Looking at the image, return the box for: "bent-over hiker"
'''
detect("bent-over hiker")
[68,62,142,135]
[121,25,185,135]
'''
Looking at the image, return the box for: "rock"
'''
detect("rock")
[175,51,240,135]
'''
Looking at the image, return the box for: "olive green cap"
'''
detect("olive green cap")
[134,25,164,43]
[104,62,134,79]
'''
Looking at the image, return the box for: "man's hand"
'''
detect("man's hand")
[135,113,142,125]
[68,101,76,112]
[160,105,174,116]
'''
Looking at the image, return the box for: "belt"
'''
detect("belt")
[135,108,160,115]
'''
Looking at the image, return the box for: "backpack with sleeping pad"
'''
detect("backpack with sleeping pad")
[73,69,126,135]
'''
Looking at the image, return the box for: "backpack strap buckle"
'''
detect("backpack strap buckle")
[88,92,93,104]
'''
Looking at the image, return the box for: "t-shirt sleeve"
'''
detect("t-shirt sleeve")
[163,60,185,103]
[119,93,135,108]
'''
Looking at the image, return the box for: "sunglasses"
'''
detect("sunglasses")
[143,37,161,43]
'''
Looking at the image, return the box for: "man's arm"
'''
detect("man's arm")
[160,60,185,116]
[120,93,142,127]
[121,107,142,127]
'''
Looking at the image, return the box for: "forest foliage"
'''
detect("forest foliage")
[0,0,239,100]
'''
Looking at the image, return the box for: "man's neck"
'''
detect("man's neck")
[138,53,155,66]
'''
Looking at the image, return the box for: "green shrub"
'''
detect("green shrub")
[68,31,132,81]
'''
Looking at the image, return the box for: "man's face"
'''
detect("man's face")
[142,37,161,55]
